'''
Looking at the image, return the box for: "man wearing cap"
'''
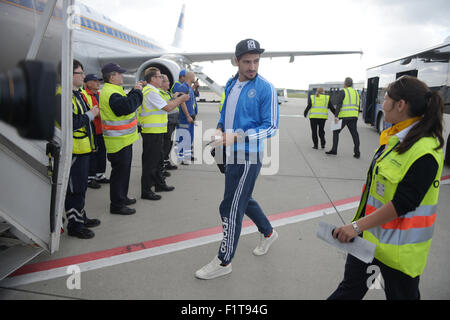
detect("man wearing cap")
[99,63,144,215]
[83,74,109,189]
[65,59,101,239]
[139,67,190,200]
[195,39,279,280]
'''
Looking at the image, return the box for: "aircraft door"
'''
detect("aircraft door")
[364,77,379,124]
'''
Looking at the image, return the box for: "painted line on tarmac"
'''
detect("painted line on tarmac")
[2,175,449,288]
[1,196,361,288]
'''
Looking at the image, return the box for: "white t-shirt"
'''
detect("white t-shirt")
[224,80,248,131]
[144,84,167,110]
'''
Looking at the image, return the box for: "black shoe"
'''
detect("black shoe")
[191,156,197,162]
[165,163,178,170]
[97,177,110,184]
[88,180,101,189]
[312,146,318,150]
[353,153,360,159]
[155,184,175,192]
[68,227,95,239]
[141,192,162,200]
[325,150,337,155]
[321,145,326,149]
[181,161,189,165]
[110,206,136,215]
[84,218,101,228]
[163,170,171,177]
[125,197,137,205]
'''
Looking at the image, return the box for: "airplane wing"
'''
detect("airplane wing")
[98,50,363,70]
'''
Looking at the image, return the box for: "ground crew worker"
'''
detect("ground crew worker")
[304,87,335,149]
[328,76,445,300]
[195,39,279,280]
[139,67,190,200]
[65,60,101,239]
[83,74,109,189]
[171,69,187,94]
[174,71,196,164]
[99,63,143,215]
[326,77,361,158]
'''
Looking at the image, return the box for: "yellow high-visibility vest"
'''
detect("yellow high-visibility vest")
[138,85,168,134]
[353,135,443,277]
[99,83,139,154]
[309,94,330,119]
[338,87,360,118]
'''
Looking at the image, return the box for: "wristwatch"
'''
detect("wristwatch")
[351,221,362,234]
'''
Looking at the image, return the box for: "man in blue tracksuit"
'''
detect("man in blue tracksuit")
[173,70,195,163]
[195,39,279,280]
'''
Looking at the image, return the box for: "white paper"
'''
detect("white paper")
[316,222,376,264]
[330,119,342,131]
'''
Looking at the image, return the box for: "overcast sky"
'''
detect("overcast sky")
[78,0,450,90]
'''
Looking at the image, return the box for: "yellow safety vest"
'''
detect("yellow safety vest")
[138,85,168,134]
[309,94,330,119]
[353,134,443,277]
[99,83,139,154]
[338,87,360,118]
[219,91,225,113]
[72,93,94,154]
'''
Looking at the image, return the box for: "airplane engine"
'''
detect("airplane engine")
[135,57,182,89]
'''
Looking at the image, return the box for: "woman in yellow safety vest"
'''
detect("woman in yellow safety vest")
[328,76,445,300]
[303,87,335,149]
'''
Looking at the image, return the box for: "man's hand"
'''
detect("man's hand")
[187,115,194,124]
[334,117,339,124]
[180,93,190,102]
[222,132,237,147]
[134,81,144,91]
[91,106,100,118]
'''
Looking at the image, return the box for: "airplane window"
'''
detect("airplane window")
[80,17,87,27]
[99,24,105,33]
[107,27,113,36]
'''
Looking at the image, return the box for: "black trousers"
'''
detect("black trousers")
[163,123,177,162]
[65,154,90,230]
[309,118,326,148]
[141,133,165,194]
[328,254,420,300]
[107,144,133,210]
[88,133,107,179]
[330,117,360,155]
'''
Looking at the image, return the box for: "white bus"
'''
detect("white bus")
[362,39,450,164]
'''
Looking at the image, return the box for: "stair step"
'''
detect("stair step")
[0,244,44,281]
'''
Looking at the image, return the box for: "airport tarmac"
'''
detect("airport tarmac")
[1,97,449,300]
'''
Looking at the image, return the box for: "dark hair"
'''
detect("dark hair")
[73,59,84,72]
[144,67,160,82]
[102,71,114,83]
[344,77,353,87]
[387,75,444,154]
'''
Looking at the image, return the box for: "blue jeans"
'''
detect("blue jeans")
[217,159,273,264]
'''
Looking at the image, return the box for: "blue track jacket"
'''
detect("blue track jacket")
[217,73,279,156]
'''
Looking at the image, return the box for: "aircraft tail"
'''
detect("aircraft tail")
[172,4,185,49]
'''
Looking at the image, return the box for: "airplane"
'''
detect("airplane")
[0,0,363,95]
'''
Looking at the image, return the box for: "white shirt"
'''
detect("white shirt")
[224,80,248,131]
[144,84,167,111]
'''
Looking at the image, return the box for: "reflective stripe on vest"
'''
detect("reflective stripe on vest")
[353,134,443,277]
[309,94,329,119]
[338,87,360,118]
[138,86,168,134]
[72,94,94,154]
[99,83,138,153]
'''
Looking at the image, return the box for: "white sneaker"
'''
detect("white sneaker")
[195,256,232,280]
[253,230,278,256]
